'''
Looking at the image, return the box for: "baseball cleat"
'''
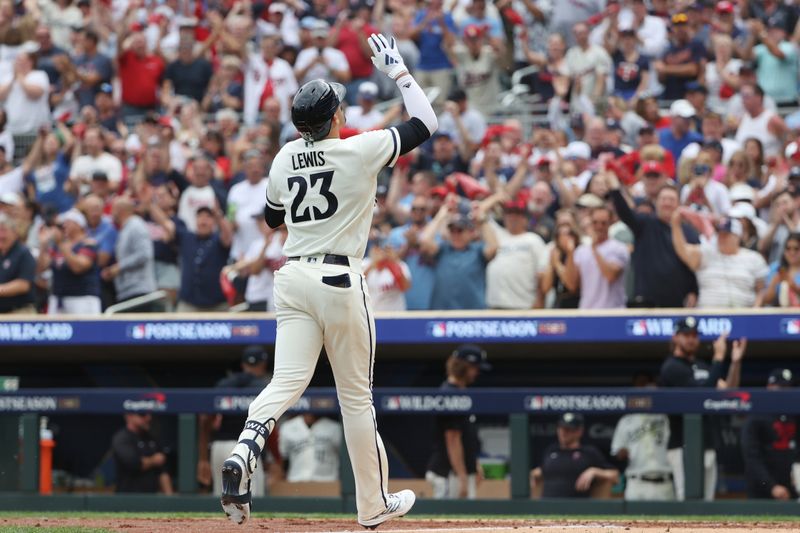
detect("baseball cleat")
[358,489,416,530]
[220,456,252,525]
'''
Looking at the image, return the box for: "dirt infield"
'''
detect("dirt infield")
[3,517,800,533]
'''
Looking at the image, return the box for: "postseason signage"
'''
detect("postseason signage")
[0,313,798,345]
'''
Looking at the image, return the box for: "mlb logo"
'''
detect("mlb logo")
[528,396,543,410]
[628,320,647,336]
[384,397,400,410]
[428,322,446,338]
[784,319,800,335]
[130,325,146,339]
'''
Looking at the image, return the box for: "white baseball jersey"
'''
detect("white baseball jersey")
[266,128,401,259]
[611,413,671,476]
[278,416,342,482]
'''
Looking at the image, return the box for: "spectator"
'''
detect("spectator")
[163,40,214,105]
[425,344,490,499]
[679,151,731,216]
[278,414,342,482]
[0,212,36,313]
[762,232,800,307]
[227,150,268,260]
[611,374,674,501]
[700,113,739,165]
[486,196,548,309]
[71,29,113,109]
[445,25,503,117]
[345,82,382,130]
[628,0,668,58]
[197,345,277,495]
[734,83,788,158]
[387,194,437,310]
[704,34,741,117]
[741,368,798,500]
[420,196,498,310]
[32,0,82,52]
[540,215,581,308]
[70,126,123,194]
[0,51,51,135]
[112,412,173,494]
[550,0,603,48]
[411,0,456,107]
[171,205,232,312]
[654,13,705,101]
[531,413,619,498]
[609,176,699,308]
[100,196,158,311]
[363,240,412,312]
[224,217,285,312]
[565,205,630,309]
[564,22,611,113]
[22,125,75,214]
[201,55,244,114]
[80,193,116,269]
[744,18,798,106]
[331,4,376,102]
[243,34,298,126]
[37,208,101,314]
[414,132,470,182]
[177,156,221,232]
[95,83,124,135]
[673,209,768,308]
[520,34,568,104]
[509,0,552,71]
[758,190,800,263]
[657,317,746,501]
[610,27,650,102]
[293,20,351,86]
[33,25,67,86]
[117,27,165,120]
[437,87,487,154]
[658,99,703,164]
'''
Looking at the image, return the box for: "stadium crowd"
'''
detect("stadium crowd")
[0,0,800,314]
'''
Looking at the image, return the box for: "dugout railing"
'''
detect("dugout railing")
[3,387,800,516]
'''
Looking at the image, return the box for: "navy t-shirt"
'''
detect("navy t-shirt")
[612,51,650,100]
[73,52,114,108]
[165,58,214,102]
[0,240,36,311]
[540,443,613,498]
[175,226,229,307]
[50,240,101,297]
[660,40,705,100]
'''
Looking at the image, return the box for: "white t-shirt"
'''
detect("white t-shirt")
[177,185,216,232]
[244,232,284,307]
[345,106,384,131]
[294,47,350,86]
[227,177,269,260]
[267,128,401,258]
[486,223,548,309]
[71,152,123,188]
[680,179,731,216]
[696,243,769,308]
[363,258,411,311]
[2,70,50,134]
[0,166,23,195]
[278,415,342,482]
[243,55,298,125]
[611,414,671,476]
[565,44,611,104]
[437,108,487,146]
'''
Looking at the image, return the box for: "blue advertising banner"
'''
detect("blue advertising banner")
[0,388,796,415]
[0,311,798,346]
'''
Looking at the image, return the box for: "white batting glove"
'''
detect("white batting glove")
[368,33,407,80]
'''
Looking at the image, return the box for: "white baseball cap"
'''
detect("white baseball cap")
[358,81,379,99]
[0,191,22,207]
[670,99,696,118]
[729,183,755,203]
[564,141,591,160]
[57,208,88,230]
[785,141,800,160]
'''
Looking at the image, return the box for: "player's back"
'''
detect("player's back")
[267,128,400,259]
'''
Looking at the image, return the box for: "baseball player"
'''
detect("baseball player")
[220,33,438,528]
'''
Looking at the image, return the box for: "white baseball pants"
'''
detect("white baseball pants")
[623,476,675,501]
[667,448,717,501]
[235,257,389,522]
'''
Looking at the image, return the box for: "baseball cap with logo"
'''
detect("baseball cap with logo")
[242,345,270,365]
[57,208,88,230]
[670,99,696,118]
[674,316,699,334]
[358,81,379,100]
[463,24,484,38]
[641,161,665,175]
[768,368,794,387]
[715,0,734,13]
[558,412,584,429]
[564,141,591,160]
[453,344,491,370]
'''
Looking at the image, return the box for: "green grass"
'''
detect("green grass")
[0,512,799,522]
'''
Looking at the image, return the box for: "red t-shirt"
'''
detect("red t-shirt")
[336,22,376,79]
[118,50,165,107]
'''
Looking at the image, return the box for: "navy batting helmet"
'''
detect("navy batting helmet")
[291,80,346,142]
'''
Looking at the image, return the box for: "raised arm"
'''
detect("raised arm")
[670,208,702,271]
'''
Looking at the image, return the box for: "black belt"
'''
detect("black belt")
[629,473,673,483]
[287,254,350,266]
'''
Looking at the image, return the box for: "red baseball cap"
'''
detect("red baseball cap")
[430,186,449,199]
[641,161,665,175]
[715,1,734,14]
[463,24,484,38]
